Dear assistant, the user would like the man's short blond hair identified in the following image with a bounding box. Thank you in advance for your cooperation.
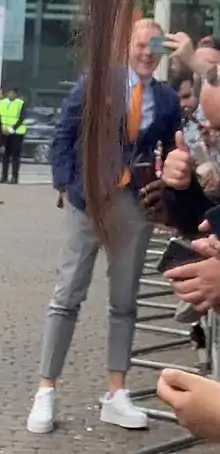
[132,18,164,37]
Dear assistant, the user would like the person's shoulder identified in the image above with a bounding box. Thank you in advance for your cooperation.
[153,79,180,115]
[64,75,87,109]
[155,79,179,99]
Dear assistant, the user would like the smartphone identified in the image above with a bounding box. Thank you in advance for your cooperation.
[205,205,220,238]
[132,162,157,188]
[157,237,203,274]
[149,36,173,55]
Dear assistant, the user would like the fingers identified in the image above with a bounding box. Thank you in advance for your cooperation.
[192,236,220,259]
[173,290,203,305]
[140,180,163,194]
[171,277,201,296]
[209,234,220,254]
[175,131,189,152]
[139,180,163,206]
[160,368,195,392]
[198,220,210,232]
[157,375,182,408]
[195,300,212,314]
[191,238,214,258]
[162,142,192,190]
[164,262,198,280]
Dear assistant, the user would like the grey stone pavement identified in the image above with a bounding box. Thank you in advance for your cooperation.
[0,184,219,454]
[19,163,52,185]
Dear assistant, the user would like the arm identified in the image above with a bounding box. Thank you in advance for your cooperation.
[188,53,213,77]
[14,102,26,130]
[162,89,215,235]
[52,77,86,191]
[164,176,215,235]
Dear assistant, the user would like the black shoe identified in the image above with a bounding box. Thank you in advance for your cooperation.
[10,177,18,184]
[0,178,7,183]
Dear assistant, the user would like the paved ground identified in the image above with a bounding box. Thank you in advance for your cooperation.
[0,185,219,454]
[17,163,51,185]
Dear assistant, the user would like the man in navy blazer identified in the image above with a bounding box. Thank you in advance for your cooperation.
[27,19,208,435]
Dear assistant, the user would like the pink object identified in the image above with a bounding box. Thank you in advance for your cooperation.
[155,141,163,178]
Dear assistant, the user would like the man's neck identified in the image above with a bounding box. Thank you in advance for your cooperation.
[129,67,152,85]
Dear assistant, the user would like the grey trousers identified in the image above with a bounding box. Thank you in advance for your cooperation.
[40,191,153,378]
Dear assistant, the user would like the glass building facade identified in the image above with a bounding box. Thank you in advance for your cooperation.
[2,0,83,107]
[2,0,220,108]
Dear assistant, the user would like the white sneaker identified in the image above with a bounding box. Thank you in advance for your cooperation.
[100,389,148,429]
[27,387,56,434]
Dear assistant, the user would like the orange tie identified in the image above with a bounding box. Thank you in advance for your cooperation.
[119,81,143,188]
[128,81,143,142]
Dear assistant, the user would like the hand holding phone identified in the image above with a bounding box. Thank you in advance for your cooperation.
[149,36,173,55]
[204,206,220,238]
[157,237,203,274]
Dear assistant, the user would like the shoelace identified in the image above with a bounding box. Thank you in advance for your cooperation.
[117,391,135,412]
[36,392,53,412]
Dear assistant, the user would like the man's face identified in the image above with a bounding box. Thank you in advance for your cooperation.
[200,83,220,129]
[8,90,16,101]
[179,80,198,113]
[196,47,220,67]
[129,26,162,78]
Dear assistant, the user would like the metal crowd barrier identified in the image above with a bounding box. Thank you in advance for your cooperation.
[130,229,211,454]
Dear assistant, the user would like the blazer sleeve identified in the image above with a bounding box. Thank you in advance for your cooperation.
[164,175,215,235]
[52,77,85,190]
[162,87,182,155]
[159,86,214,235]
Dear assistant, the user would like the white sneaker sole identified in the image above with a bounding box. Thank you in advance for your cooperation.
[100,408,148,429]
[27,417,54,434]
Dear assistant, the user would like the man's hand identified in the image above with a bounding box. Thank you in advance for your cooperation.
[164,257,220,313]
[157,368,220,441]
[163,32,195,67]
[57,191,68,209]
[140,179,163,210]
[163,131,192,190]
[139,179,168,223]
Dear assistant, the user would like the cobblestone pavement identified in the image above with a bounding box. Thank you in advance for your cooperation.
[0,185,219,454]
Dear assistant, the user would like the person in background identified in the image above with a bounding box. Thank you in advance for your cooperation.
[0,88,26,184]
[169,69,199,150]
[0,87,5,203]
[194,36,220,124]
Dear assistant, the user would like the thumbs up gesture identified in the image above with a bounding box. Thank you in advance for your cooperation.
[163,131,192,190]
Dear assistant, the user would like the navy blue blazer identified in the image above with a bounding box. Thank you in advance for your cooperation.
[51,75,214,235]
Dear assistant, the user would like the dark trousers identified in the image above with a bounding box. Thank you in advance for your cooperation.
[1,134,24,182]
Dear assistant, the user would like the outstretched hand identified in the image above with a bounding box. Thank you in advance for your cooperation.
[157,368,220,441]
[163,131,192,190]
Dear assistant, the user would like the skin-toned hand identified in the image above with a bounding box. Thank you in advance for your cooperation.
[157,368,220,441]
[163,32,212,76]
[162,131,192,190]
[164,255,220,314]
[192,219,220,259]
[163,32,195,65]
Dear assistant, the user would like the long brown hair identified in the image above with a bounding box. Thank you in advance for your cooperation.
[83,0,135,246]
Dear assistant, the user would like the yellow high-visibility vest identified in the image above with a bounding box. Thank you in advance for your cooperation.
[0,98,26,135]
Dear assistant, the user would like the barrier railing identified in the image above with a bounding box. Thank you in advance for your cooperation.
[130,229,211,454]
